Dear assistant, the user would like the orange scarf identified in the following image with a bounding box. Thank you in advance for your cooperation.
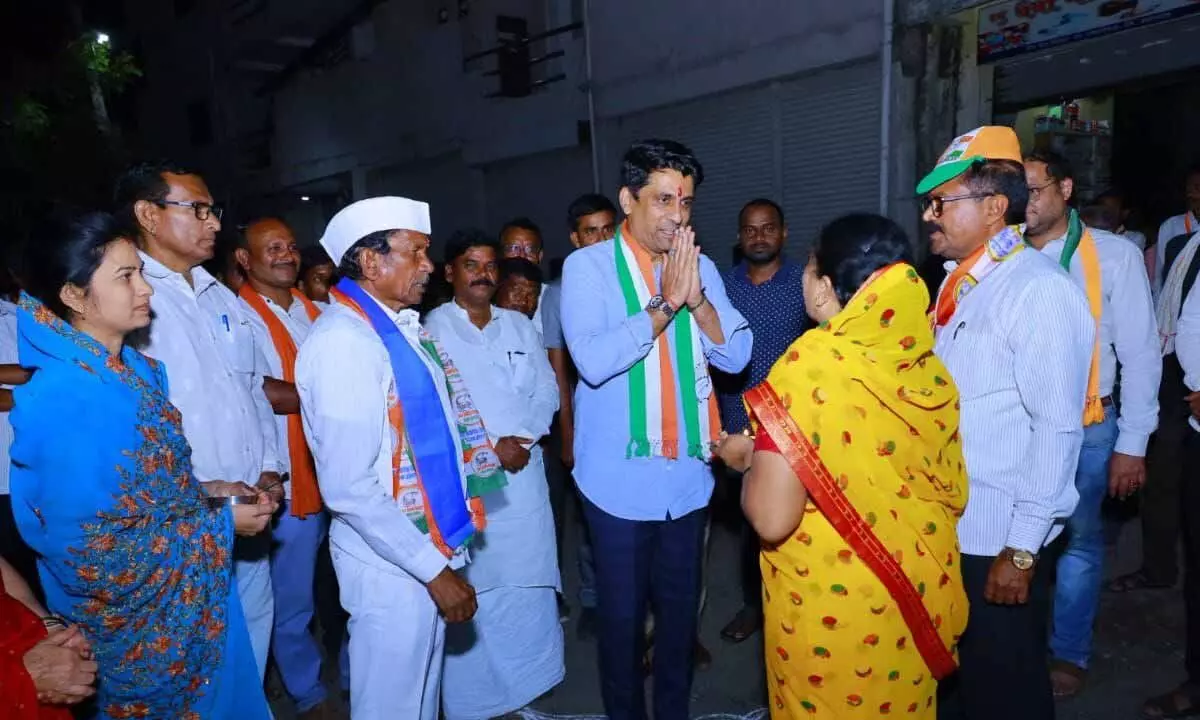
[932,245,985,328]
[238,285,323,518]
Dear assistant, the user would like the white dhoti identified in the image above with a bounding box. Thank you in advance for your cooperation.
[234,536,274,680]
[334,546,445,720]
[442,451,564,720]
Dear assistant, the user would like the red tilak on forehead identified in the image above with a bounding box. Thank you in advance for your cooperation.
[676,185,683,199]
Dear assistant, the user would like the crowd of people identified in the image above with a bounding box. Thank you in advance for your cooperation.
[0,129,1198,720]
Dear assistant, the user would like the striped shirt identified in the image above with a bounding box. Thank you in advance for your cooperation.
[934,247,1093,557]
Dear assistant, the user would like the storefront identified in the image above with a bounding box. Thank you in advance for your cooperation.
[962,0,1200,231]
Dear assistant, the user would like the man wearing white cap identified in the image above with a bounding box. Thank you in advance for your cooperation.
[295,197,507,719]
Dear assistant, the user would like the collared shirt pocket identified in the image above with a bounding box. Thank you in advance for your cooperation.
[941,316,1010,402]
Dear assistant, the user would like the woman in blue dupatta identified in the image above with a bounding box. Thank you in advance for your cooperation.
[8,211,275,719]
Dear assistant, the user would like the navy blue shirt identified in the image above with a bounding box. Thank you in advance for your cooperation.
[715,259,808,432]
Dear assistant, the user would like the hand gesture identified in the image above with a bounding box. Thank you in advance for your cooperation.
[425,567,478,623]
[256,471,285,504]
[984,555,1033,605]
[1108,452,1145,500]
[232,491,277,536]
[714,431,754,473]
[24,627,97,705]
[660,229,699,310]
[676,226,706,309]
[495,436,533,473]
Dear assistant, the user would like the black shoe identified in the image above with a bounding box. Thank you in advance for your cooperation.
[576,607,598,641]
[557,594,571,623]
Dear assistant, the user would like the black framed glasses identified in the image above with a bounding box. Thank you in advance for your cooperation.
[1027,180,1058,200]
[158,199,223,222]
[920,193,994,219]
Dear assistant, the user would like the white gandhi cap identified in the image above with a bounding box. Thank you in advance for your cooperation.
[319,196,432,266]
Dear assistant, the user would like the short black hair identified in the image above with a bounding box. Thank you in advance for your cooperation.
[499,217,542,246]
[620,139,704,197]
[812,213,914,306]
[567,194,617,232]
[445,228,500,265]
[738,198,785,227]
[337,230,394,281]
[113,160,198,238]
[23,210,130,321]
[1080,203,1120,232]
[300,245,334,275]
[1094,187,1126,206]
[1025,149,1074,183]
[961,159,1029,226]
[499,257,543,286]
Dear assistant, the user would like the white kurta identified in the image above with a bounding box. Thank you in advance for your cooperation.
[137,253,278,679]
[295,294,471,720]
[425,300,563,719]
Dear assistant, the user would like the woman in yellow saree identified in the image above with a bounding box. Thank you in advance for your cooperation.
[719,214,968,718]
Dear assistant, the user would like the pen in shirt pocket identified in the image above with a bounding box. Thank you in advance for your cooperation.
[220,314,231,333]
[953,321,966,340]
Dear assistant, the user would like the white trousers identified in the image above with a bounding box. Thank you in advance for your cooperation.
[333,548,445,720]
[235,542,274,681]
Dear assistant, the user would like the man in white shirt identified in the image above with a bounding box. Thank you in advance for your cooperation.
[919,127,1093,720]
[1155,269,1200,717]
[499,217,549,338]
[1024,150,1161,697]
[235,218,340,719]
[425,229,563,719]
[1153,164,1200,297]
[115,162,282,679]
[296,198,499,720]
[0,292,36,596]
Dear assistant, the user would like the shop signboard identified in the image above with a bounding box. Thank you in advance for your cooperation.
[977,0,1200,63]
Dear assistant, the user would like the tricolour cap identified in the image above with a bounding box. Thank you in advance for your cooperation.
[319,196,431,266]
[916,126,1023,196]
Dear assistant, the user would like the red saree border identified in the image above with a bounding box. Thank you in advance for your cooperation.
[745,382,958,681]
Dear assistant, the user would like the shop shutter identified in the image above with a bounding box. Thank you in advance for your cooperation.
[778,60,883,258]
[598,85,778,270]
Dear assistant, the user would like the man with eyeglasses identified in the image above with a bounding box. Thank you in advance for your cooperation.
[115,161,282,682]
[498,218,548,336]
[918,127,1092,720]
[714,197,807,646]
[1022,150,1159,699]
[540,193,618,638]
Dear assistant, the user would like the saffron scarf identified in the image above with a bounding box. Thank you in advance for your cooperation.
[331,279,506,557]
[613,223,720,459]
[237,285,323,517]
[1047,210,1106,425]
[746,264,967,700]
[930,225,1025,333]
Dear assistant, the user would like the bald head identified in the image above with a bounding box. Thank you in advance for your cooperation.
[236,217,301,294]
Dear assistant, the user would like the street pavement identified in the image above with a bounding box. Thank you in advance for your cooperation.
[273,499,1181,719]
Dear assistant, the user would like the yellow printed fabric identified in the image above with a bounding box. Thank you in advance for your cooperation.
[747,263,969,718]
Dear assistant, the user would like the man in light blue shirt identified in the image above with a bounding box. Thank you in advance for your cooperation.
[561,139,751,720]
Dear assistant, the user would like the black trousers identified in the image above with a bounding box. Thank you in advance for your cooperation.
[938,554,1054,720]
[1144,354,1190,585]
[0,493,42,603]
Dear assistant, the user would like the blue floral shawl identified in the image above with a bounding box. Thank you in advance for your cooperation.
[8,293,268,719]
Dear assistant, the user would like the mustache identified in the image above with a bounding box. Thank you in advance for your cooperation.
[470,279,495,288]
[271,261,297,269]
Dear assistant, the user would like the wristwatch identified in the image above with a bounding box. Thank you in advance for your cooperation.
[647,294,677,320]
[1001,547,1037,571]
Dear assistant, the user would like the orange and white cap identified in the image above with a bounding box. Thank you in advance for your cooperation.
[916,126,1023,195]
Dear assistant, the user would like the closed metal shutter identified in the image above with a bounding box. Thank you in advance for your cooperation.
[779,61,882,257]
[598,59,882,268]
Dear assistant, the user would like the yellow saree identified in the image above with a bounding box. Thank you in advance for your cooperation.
[745,263,968,718]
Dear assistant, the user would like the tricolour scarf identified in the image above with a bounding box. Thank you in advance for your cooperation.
[1050,209,1106,426]
[613,224,720,460]
[331,279,506,557]
[930,224,1024,333]
[238,285,323,517]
